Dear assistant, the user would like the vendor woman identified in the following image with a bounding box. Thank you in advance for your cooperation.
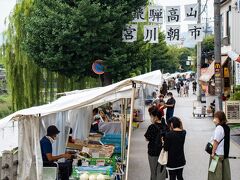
[40,125,72,180]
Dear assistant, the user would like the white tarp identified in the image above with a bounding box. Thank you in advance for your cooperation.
[0,70,162,129]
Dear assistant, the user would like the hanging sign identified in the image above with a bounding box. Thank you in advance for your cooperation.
[122,24,138,42]
[148,6,164,24]
[184,4,198,21]
[132,7,146,22]
[144,25,159,43]
[166,6,181,23]
[188,24,204,42]
[166,25,181,43]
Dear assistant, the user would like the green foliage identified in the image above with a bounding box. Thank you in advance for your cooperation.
[0,95,12,119]
[202,35,214,52]
[23,0,146,81]
[230,85,240,100]
[202,35,214,60]
[177,47,195,71]
[0,0,99,111]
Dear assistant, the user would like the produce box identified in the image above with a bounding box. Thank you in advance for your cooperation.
[78,165,113,176]
[88,157,117,171]
[100,134,127,154]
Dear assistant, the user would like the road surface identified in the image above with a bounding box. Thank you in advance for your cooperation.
[128,90,240,180]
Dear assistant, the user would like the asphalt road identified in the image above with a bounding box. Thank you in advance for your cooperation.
[128,90,240,180]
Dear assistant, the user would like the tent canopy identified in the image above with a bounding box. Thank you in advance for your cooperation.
[0,70,162,130]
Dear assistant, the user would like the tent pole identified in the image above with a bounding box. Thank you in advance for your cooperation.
[123,98,127,161]
[121,98,124,166]
[125,81,136,180]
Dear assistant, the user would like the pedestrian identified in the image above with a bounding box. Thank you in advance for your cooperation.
[164,117,186,180]
[184,82,189,97]
[176,81,181,97]
[161,81,168,97]
[165,92,176,122]
[192,81,197,94]
[208,111,231,180]
[157,94,165,117]
[145,106,168,180]
[180,81,184,97]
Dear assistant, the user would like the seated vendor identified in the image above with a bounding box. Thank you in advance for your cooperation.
[99,110,110,122]
[40,125,72,180]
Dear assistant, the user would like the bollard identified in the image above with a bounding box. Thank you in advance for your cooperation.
[1,151,13,180]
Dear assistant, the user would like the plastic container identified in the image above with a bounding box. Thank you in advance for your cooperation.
[78,166,113,176]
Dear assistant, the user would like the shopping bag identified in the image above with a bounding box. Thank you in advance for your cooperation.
[209,155,219,173]
[158,149,168,165]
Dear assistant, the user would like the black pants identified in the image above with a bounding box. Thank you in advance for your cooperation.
[168,168,184,180]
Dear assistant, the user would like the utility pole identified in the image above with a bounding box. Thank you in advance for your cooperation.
[214,0,223,111]
[197,0,202,101]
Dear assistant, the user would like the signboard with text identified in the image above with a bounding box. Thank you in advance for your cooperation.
[225,101,240,123]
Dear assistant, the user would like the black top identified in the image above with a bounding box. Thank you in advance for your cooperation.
[144,122,168,156]
[164,130,186,168]
[166,97,176,110]
[221,124,230,159]
[192,81,197,87]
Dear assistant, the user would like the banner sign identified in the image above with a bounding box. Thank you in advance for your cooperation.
[122,24,138,42]
[123,4,205,44]
[132,7,146,22]
[144,25,159,43]
[188,24,204,42]
[166,25,181,43]
[184,3,198,21]
[166,6,181,23]
[148,6,164,24]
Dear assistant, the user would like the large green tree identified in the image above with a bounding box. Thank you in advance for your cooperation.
[23,0,146,83]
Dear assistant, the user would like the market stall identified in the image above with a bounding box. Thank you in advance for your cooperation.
[0,70,162,180]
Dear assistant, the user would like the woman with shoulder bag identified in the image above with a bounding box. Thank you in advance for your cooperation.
[164,117,186,180]
[208,111,231,180]
[145,106,168,180]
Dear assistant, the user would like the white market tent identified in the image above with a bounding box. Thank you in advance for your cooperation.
[0,70,162,180]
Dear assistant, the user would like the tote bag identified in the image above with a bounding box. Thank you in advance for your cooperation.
[158,149,168,165]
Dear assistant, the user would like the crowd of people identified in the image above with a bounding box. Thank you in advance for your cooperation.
[145,89,231,180]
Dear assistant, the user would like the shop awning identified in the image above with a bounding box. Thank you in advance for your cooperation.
[199,56,228,82]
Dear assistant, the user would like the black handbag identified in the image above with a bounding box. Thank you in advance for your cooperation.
[205,137,224,155]
[205,142,213,154]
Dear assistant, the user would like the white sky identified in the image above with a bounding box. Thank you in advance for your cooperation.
[0,0,214,33]
[0,0,16,33]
